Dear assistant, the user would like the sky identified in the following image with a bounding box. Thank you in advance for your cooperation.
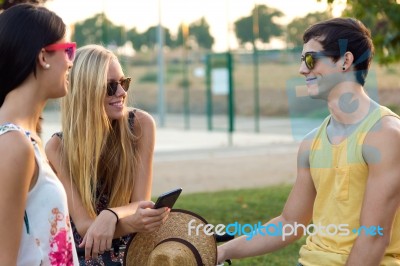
[45,0,344,51]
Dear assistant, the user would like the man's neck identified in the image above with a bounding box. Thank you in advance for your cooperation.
[325,82,378,144]
[327,82,373,125]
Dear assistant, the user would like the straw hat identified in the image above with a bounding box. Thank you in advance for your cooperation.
[124,209,217,266]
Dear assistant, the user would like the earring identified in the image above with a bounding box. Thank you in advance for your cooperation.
[342,66,346,71]
[44,64,50,69]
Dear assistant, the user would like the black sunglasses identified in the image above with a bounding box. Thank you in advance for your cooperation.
[107,77,131,96]
[301,51,339,70]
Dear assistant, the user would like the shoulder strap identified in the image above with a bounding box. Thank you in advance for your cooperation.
[310,115,331,150]
[128,109,136,131]
[0,123,36,144]
[352,105,399,137]
[0,123,23,136]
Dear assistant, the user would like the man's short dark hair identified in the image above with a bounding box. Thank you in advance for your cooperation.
[303,18,374,86]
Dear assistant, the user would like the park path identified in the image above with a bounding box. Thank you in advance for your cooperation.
[42,111,302,195]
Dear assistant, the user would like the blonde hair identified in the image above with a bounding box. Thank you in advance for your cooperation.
[61,45,139,217]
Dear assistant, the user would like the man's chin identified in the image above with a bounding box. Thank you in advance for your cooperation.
[307,87,319,99]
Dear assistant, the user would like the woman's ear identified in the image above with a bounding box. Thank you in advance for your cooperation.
[342,51,354,71]
[38,48,50,70]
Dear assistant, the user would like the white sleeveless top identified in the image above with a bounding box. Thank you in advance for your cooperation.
[0,123,78,266]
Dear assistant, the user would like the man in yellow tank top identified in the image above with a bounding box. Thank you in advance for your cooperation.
[217,18,400,266]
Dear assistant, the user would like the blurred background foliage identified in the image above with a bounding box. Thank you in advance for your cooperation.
[1,0,399,117]
[323,0,400,64]
[1,0,399,64]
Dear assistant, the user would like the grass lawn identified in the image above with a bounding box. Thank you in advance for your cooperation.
[167,185,306,266]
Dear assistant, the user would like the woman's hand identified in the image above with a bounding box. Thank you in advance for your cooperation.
[79,209,118,260]
[127,201,170,232]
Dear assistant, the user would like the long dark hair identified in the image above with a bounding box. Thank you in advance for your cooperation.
[0,3,66,106]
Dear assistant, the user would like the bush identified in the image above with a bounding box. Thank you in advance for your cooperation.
[138,71,158,83]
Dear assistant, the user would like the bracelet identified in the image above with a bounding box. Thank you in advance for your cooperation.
[104,208,119,224]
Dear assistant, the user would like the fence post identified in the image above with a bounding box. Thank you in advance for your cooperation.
[227,52,234,134]
[205,54,213,131]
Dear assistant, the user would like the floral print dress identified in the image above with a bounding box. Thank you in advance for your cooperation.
[0,123,78,265]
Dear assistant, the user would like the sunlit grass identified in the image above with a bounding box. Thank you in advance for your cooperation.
[155,185,306,266]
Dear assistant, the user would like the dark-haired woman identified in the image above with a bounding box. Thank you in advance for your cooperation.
[0,4,78,265]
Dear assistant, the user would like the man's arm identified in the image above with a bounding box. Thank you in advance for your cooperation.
[346,116,400,265]
[217,135,316,263]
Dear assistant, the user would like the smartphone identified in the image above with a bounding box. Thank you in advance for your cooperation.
[153,187,182,209]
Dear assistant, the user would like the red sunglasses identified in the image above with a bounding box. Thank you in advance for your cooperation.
[44,42,77,61]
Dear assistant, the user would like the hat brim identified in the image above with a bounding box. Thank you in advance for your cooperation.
[124,209,217,266]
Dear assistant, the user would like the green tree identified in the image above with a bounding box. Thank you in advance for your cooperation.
[176,18,214,50]
[234,4,283,45]
[0,0,47,10]
[189,17,214,49]
[126,28,145,51]
[287,11,332,48]
[72,13,126,47]
[322,0,400,64]
[175,23,188,49]
[142,26,173,49]
[72,13,126,46]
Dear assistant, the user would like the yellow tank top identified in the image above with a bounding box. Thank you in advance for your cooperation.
[299,106,400,266]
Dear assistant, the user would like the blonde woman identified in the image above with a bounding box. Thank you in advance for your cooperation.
[46,45,169,265]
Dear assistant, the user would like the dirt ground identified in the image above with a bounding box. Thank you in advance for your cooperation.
[151,142,298,195]
[41,111,299,196]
